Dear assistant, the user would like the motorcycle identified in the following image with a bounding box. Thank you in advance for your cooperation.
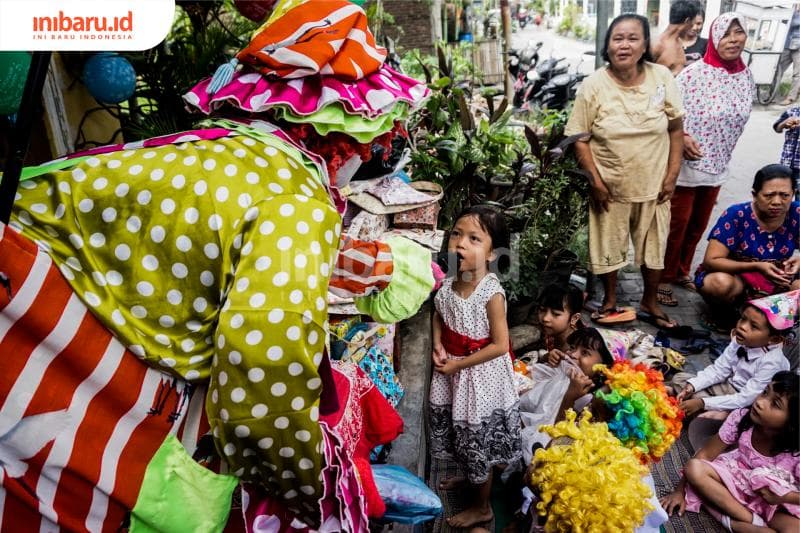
[517,55,569,109]
[517,7,530,28]
[531,52,593,110]
[509,41,543,108]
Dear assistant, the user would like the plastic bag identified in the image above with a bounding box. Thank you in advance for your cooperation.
[372,465,442,524]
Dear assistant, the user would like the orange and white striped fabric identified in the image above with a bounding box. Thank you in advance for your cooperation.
[329,235,393,299]
[237,0,386,80]
[0,225,208,532]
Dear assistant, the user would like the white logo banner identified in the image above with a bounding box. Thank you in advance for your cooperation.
[0,0,176,51]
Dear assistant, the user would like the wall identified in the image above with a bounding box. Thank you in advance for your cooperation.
[380,0,439,53]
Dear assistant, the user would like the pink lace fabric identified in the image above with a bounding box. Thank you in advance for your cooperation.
[182,66,429,119]
[241,420,369,533]
[684,408,800,522]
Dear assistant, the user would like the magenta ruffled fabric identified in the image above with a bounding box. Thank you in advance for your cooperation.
[183,66,429,119]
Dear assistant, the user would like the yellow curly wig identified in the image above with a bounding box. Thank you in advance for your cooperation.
[530,410,654,532]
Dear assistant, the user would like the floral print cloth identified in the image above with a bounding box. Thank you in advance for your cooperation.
[676,16,755,183]
[695,201,800,291]
[10,128,341,525]
[684,408,800,521]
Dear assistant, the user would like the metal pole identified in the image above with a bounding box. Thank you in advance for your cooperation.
[594,0,610,69]
[0,51,52,224]
[500,0,513,99]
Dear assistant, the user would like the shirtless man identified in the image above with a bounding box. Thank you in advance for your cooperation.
[652,0,702,75]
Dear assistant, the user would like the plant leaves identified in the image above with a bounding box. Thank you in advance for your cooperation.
[490,97,508,124]
[524,125,542,160]
[458,91,475,132]
[437,45,450,77]
[432,76,452,89]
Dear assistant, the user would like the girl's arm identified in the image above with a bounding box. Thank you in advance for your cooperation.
[435,293,509,375]
[659,433,729,515]
[432,310,446,365]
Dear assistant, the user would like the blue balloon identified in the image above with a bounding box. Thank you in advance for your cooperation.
[82,52,136,104]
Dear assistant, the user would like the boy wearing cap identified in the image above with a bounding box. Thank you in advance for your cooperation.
[669,291,798,417]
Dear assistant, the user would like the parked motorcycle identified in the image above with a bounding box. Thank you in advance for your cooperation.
[517,7,530,28]
[509,41,543,108]
[517,55,569,109]
[530,52,593,110]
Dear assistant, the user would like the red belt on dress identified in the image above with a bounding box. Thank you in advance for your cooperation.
[440,324,514,360]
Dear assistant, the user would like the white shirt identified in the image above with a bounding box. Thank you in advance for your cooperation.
[688,336,789,411]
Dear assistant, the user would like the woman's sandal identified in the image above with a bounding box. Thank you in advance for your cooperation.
[591,306,636,325]
[674,276,697,292]
[657,286,678,307]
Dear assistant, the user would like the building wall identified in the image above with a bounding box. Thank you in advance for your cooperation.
[380,0,439,53]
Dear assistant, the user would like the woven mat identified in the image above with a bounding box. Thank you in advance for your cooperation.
[650,432,721,532]
[427,457,496,533]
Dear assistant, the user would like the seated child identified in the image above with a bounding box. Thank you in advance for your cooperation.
[537,282,584,356]
[519,327,618,463]
[660,371,800,532]
[670,291,796,418]
[526,360,683,532]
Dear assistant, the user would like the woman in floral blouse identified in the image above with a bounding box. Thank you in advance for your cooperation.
[695,165,800,320]
[659,12,755,307]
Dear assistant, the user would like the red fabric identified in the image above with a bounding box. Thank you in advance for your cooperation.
[440,323,514,359]
[320,363,402,519]
[0,225,206,532]
[663,185,721,282]
[703,14,746,74]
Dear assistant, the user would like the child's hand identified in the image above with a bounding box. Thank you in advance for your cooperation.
[434,358,462,376]
[680,398,704,417]
[565,367,593,399]
[676,383,695,402]
[756,487,784,505]
[432,343,447,366]
[782,117,800,130]
[659,489,686,516]
[547,349,567,367]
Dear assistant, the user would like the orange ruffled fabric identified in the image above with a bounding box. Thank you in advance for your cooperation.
[237,0,387,80]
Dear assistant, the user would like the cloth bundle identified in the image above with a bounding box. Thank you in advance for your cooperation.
[183,0,430,186]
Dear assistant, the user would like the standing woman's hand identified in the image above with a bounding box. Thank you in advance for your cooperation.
[589,182,612,213]
[682,134,703,160]
[658,178,676,203]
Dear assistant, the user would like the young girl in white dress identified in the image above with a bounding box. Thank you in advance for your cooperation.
[429,206,521,529]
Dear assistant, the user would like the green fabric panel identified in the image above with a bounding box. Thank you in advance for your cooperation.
[355,236,434,322]
[130,435,237,533]
[274,102,409,143]
[0,156,91,183]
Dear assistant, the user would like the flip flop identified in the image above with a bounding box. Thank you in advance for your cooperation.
[656,291,678,307]
[675,277,697,292]
[636,310,694,338]
[592,306,636,324]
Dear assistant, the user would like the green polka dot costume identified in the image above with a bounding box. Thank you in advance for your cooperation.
[10,129,340,516]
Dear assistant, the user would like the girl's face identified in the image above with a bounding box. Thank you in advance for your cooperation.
[752,178,793,221]
[717,21,746,61]
[538,304,575,338]
[448,215,494,274]
[751,382,790,431]
[734,306,777,348]
[607,19,646,70]
[569,345,604,378]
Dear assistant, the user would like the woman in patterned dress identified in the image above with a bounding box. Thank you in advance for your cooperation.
[660,12,754,306]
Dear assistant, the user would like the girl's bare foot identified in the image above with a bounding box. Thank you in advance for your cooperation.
[446,506,493,528]
[438,476,467,490]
